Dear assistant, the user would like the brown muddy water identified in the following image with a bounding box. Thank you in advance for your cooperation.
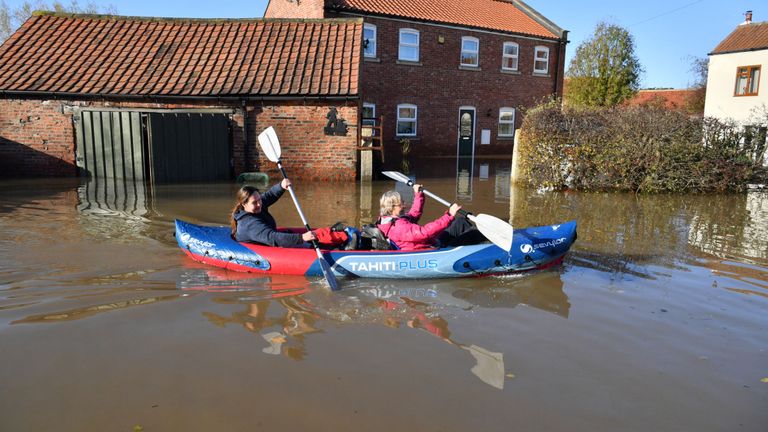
[1,160,767,432]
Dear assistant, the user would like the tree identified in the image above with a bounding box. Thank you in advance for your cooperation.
[684,56,708,114]
[565,22,643,108]
[0,1,116,43]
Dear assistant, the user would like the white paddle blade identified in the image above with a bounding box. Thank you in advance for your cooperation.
[257,126,281,162]
[381,170,412,184]
[469,214,514,252]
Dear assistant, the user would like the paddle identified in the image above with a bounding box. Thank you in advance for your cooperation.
[381,170,515,251]
[257,127,340,291]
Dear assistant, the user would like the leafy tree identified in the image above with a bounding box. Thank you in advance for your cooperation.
[0,0,116,43]
[565,22,643,107]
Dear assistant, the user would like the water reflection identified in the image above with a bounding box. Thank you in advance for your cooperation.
[175,266,569,389]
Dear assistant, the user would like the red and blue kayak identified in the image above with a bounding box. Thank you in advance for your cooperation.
[175,219,577,279]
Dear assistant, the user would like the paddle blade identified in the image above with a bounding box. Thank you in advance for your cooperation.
[381,171,413,184]
[257,126,281,162]
[316,252,340,291]
[468,213,514,252]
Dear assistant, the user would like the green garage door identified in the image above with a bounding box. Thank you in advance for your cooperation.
[74,110,231,183]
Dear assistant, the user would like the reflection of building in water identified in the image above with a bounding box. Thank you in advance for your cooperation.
[479,163,489,180]
[77,177,152,218]
[76,177,154,239]
[688,192,768,261]
[494,164,511,203]
[456,157,473,200]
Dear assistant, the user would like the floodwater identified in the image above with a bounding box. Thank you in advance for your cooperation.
[1,159,767,431]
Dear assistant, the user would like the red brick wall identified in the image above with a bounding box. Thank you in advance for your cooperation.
[338,15,565,159]
[264,0,325,18]
[249,101,359,181]
[0,99,76,177]
[0,98,358,181]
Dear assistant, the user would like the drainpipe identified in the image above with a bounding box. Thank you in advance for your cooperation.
[242,99,250,173]
[553,30,569,99]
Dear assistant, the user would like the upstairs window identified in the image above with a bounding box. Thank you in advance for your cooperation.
[534,46,549,74]
[363,24,377,58]
[399,29,420,62]
[460,36,479,67]
[498,108,516,137]
[362,103,376,126]
[502,42,519,71]
[735,65,760,96]
[396,104,417,136]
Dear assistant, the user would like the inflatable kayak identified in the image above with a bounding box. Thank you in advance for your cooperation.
[175,219,577,279]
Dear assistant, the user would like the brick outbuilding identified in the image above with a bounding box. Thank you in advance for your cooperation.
[0,12,362,181]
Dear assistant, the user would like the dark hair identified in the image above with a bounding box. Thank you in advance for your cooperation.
[231,185,260,237]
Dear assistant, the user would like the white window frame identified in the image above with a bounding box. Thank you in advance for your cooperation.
[396,104,418,137]
[534,46,549,74]
[502,42,519,71]
[498,107,516,137]
[460,36,479,67]
[363,23,377,58]
[362,103,376,126]
[399,28,420,62]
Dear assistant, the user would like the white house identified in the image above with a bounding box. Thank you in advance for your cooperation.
[704,11,767,124]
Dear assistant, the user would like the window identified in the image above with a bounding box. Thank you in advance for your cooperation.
[363,24,377,58]
[460,36,479,67]
[498,108,515,137]
[362,103,376,126]
[735,65,760,96]
[399,29,419,62]
[502,42,519,71]
[396,104,417,136]
[534,46,549,74]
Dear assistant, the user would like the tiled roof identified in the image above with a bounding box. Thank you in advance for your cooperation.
[711,21,768,54]
[0,12,361,98]
[626,89,696,110]
[328,0,561,39]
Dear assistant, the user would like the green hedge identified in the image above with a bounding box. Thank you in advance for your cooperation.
[517,102,767,193]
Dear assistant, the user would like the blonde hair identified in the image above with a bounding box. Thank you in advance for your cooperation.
[379,190,403,216]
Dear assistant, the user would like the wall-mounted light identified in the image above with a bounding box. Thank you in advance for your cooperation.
[438,35,445,44]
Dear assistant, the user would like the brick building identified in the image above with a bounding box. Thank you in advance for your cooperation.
[0,12,361,181]
[266,0,567,160]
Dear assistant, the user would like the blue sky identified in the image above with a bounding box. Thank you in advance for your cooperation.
[7,0,758,88]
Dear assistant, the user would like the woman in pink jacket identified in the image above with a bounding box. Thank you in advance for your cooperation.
[376,183,485,251]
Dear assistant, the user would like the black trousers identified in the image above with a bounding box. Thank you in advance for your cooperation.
[438,215,486,247]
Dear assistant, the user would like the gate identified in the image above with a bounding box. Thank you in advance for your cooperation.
[74,110,232,183]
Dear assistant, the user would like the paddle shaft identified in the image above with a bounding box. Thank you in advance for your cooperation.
[276,163,319,246]
[276,161,339,291]
[402,179,470,217]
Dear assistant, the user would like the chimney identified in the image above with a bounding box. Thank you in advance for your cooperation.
[745,10,753,24]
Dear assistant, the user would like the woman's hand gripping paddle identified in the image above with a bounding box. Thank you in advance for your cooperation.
[381,170,514,252]
[257,127,340,291]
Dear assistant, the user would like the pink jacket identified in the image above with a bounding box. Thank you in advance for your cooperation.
[377,191,454,250]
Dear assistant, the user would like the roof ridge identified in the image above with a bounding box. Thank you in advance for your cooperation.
[31,11,362,24]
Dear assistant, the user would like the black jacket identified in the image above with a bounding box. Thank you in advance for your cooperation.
[233,183,305,247]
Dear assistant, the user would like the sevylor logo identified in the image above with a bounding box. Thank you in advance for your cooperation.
[180,233,215,249]
[520,237,567,253]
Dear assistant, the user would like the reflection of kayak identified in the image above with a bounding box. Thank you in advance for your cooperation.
[174,219,577,279]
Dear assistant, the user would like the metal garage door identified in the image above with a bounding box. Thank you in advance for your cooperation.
[74,110,231,183]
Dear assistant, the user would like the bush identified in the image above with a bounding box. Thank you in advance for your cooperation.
[517,102,767,193]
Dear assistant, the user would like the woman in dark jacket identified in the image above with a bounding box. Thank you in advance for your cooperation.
[231,179,316,247]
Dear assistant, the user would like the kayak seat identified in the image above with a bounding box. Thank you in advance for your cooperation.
[359,224,396,251]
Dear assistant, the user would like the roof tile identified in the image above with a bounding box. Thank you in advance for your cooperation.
[711,21,768,54]
[0,13,361,98]
[329,0,560,38]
